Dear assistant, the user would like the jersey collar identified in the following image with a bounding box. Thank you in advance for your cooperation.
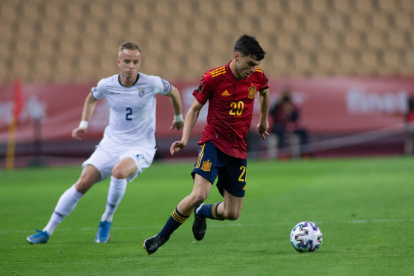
[118,73,140,88]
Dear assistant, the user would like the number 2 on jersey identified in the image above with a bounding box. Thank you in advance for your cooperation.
[126,107,132,121]
[238,166,246,182]
[229,101,244,116]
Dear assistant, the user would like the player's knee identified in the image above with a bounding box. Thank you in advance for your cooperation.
[74,177,93,194]
[112,167,128,179]
[190,194,207,208]
[223,210,240,221]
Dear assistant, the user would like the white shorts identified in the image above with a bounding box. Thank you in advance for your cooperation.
[82,141,156,183]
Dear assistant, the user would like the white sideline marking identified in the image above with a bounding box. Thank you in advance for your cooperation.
[2,218,414,235]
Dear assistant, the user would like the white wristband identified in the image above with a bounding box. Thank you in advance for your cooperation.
[79,120,89,129]
[174,114,183,122]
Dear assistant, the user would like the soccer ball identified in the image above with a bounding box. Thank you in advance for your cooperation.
[290,221,323,252]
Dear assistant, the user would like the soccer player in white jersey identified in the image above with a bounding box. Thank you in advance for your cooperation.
[27,42,184,244]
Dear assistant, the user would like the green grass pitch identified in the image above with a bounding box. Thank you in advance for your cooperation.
[1,156,413,275]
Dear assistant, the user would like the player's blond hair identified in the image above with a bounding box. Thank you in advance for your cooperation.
[118,42,141,55]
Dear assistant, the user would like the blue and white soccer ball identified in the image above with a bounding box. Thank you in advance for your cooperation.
[290,221,323,252]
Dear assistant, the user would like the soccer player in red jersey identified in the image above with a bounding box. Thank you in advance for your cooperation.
[143,35,270,254]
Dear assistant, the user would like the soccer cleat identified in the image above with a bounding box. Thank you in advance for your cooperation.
[192,208,207,241]
[95,221,112,243]
[27,229,49,244]
[142,234,167,255]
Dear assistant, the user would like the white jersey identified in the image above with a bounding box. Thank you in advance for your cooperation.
[91,73,171,149]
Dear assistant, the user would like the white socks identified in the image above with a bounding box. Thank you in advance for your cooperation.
[43,185,83,235]
[101,176,127,223]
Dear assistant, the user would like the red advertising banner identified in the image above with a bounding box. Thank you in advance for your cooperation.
[0,77,413,144]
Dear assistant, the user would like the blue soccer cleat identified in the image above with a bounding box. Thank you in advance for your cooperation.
[95,221,111,243]
[27,229,49,244]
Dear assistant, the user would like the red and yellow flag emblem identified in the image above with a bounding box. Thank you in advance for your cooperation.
[248,86,256,99]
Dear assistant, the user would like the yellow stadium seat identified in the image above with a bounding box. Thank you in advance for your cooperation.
[321,32,340,50]
[258,16,281,35]
[66,1,85,21]
[0,1,17,22]
[189,35,207,55]
[355,0,375,13]
[21,1,41,21]
[377,0,398,13]
[382,50,401,68]
[87,0,108,20]
[193,17,211,37]
[35,37,56,59]
[297,33,319,51]
[348,14,370,32]
[241,0,260,16]
[213,17,234,36]
[400,0,414,12]
[276,33,296,51]
[171,17,191,38]
[293,51,312,71]
[310,0,330,14]
[338,51,358,69]
[388,31,407,49]
[361,51,379,68]
[219,1,237,16]
[43,0,65,21]
[394,13,412,30]
[236,18,254,35]
[332,0,353,13]
[286,0,307,14]
[154,1,171,19]
[264,0,283,15]
[366,31,385,50]
[61,19,81,39]
[176,0,193,17]
[83,20,103,40]
[344,32,364,50]
[316,52,335,69]
[371,13,392,32]
[11,57,31,80]
[198,1,216,17]
[303,15,323,32]
[0,18,14,40]
[281,16,301,32]
[168,35,187,56]
[15,19,37,41]
[325,14,347,32]
[58,37,79,57]
[39,19,60,39]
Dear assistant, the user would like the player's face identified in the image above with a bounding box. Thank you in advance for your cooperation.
[117,49,141,77]
[234,53,260,79]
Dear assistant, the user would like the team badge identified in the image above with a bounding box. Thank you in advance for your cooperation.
[161,79,171,93]
[248,86,256,99]
[201,159,212,172]
[138,88,145,98]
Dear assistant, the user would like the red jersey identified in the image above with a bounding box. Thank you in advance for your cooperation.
[192,62,269,159]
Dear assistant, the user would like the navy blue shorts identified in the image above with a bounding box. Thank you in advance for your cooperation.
[191,140,247,198]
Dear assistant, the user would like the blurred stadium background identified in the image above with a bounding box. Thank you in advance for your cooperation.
[1,0,414,168]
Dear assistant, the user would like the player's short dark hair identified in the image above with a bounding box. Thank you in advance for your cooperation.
[234,35,266,61]
[119,42,141,53]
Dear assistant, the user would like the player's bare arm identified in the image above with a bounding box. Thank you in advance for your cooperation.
[257,88,270,140]
[170,99,203,155]
[72,92,98,141]
[166,85,184,131]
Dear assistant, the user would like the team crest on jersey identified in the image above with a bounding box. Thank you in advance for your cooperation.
[201,159,212,172]
[248,86,256,99]
[161,79,171,93]
[138,88,145,98]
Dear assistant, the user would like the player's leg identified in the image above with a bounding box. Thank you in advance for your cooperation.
[193,157,246,240]
[96,157,137,243]
[27,165,101,244]
[143,174,213,255]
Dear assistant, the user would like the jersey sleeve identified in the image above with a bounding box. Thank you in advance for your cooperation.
[259,72,269,92]
[192,74,214,105]
[91,79,106,100]
[152,76,172,96]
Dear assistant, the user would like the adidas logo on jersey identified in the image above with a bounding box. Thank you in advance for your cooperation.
[221,90,230,96]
